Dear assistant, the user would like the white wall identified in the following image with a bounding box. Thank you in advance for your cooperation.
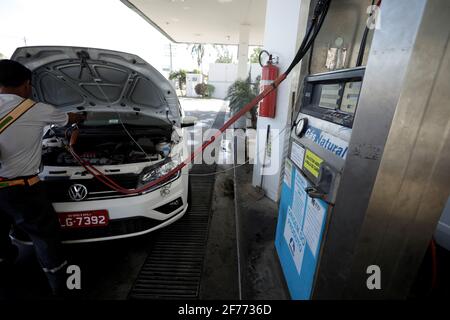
[208,63,262,99]
[186,73,203,97]
[208,63,238,99]
[252,0,308,202]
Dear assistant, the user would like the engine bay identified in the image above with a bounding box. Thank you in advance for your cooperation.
[42,125,174,166]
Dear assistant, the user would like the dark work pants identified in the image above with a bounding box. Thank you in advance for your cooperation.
[0,182,67,294]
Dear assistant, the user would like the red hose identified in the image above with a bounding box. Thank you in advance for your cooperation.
[67,73,288,195]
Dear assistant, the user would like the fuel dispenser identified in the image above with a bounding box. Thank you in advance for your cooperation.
[275,67,365,299]
[275,0,450,300]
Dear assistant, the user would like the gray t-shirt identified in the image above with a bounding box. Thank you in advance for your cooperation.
[0,94,68,179]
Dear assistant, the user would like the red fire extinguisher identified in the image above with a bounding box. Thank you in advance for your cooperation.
[259,50,279,118]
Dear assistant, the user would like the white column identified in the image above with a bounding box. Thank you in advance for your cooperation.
[237,24,250,79]
[252,0,309,201]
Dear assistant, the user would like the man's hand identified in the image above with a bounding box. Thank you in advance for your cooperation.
[68,112,87,125]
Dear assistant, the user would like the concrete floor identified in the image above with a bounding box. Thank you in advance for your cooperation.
[199,164,239,299]
[234,164,290,300]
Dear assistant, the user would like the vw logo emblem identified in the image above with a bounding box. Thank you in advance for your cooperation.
[68,184,88,201]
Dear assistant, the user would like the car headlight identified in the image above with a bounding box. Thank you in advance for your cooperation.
[141,155,182,183]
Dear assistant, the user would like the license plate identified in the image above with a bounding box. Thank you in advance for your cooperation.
[58,210,109,229]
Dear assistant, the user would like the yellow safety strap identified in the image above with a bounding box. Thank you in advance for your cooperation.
[0,176,40,189]
[0,98,37,135]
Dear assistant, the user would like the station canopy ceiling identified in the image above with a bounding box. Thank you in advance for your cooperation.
[121,0,267,45]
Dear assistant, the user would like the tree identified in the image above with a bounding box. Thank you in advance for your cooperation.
[214,45,233,63]
[226,71,260,128]
[169,69,187,92]
[216,55,232,64]
[249,47,263,64]
[195,83,215,98]
[190,44,205,70]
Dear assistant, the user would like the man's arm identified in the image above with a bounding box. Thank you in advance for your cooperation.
[38,103,86,127]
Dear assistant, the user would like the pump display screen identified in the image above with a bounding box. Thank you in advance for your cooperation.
[318,84,341,109]
[315,81,362,114]
[340,81,362,114]
[300,68,365,128]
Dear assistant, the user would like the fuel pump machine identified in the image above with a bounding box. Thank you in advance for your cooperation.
[275,67,365,300]
[274,0,449,300]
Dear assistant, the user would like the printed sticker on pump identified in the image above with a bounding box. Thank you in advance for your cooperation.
[290,142,306,170]
[304,126,349,159]
[303,149,323,178]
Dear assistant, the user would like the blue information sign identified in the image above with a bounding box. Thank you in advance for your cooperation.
[275,159,330,300]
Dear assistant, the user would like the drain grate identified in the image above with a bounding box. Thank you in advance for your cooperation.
[128,111,225,300]
[128,164,216,300]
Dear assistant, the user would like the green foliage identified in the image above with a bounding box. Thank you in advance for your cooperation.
[169,69,187,91]
[226,72,260,128]
[195,83,207,96]
[169,69,204,95]
[249,47,263,64]
[207,84,215,96]
[168,69,186,81]
[215,46,232,63]
[226,73,259,112]
[195,83,215,98]
[215,55,233,63]
[214,44,233,63]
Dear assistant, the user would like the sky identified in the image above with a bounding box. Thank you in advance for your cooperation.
[0,0,242,76]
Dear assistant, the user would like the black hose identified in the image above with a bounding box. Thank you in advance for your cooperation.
[290,0,330,74]
[285,0,329,74]
[356,0,376,67]
[356,27,370,67]
[304,2,330,65]
[258,0,329,72]
[308,41,315,74]
[285,19,316,75]
[297,16,316,55]
[285,0,331,76]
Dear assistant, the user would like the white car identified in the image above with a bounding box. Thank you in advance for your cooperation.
[11,46,194,243]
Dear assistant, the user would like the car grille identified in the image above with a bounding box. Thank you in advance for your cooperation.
[43,172,180,202]
[43,174,140,202]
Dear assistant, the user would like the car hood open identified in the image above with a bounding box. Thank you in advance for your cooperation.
[12,46,180,123]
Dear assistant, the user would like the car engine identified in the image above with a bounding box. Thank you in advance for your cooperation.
[42,126,173,166]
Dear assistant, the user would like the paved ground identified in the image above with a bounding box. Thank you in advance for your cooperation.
[2,98,231,300]
[199,163,239,299]
[182,98,233,165]
[234,164,290,300]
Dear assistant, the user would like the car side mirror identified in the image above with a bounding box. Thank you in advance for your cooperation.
[181,116,197,128]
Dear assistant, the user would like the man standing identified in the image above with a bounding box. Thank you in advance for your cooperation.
[0,59,85,297]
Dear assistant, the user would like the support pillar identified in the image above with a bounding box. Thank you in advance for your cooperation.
[252,0,309,201]
[237,24,250,80]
